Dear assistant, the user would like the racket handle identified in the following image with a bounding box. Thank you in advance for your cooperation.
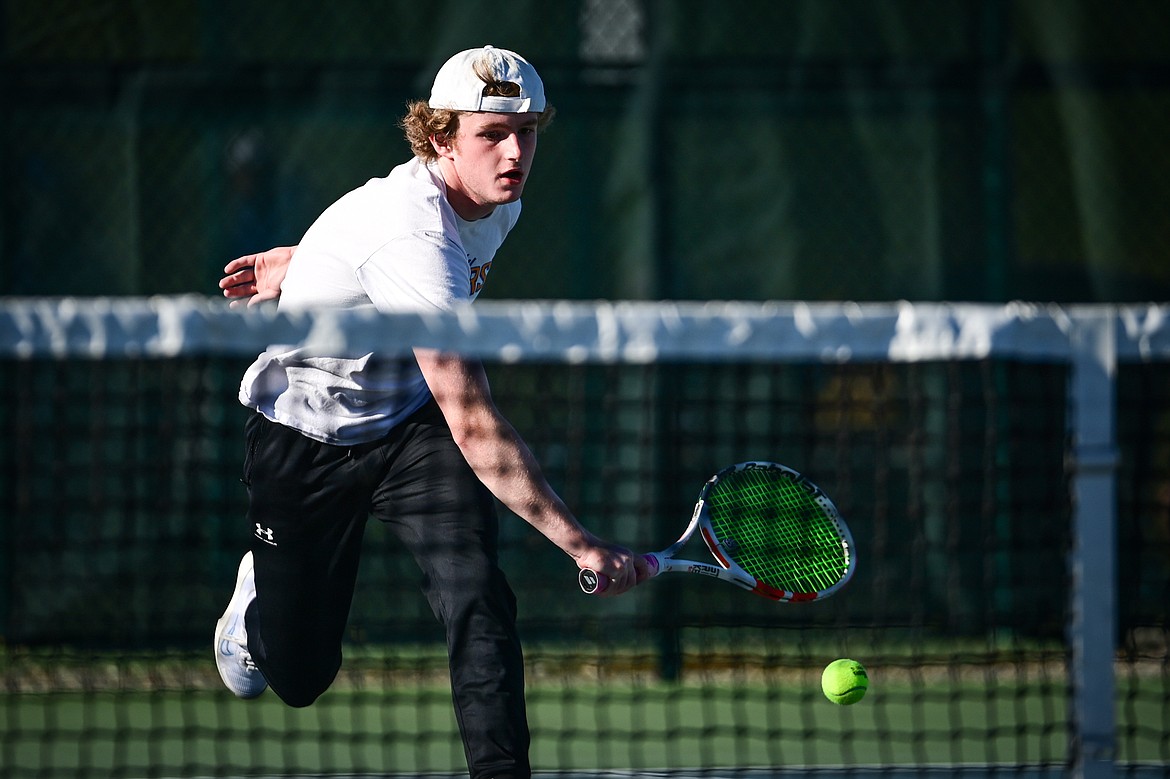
[579,553,661,595]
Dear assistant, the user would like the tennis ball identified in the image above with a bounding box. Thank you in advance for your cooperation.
[821,658,868,705]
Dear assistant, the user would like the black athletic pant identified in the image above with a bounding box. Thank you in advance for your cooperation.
[240,403,530,779]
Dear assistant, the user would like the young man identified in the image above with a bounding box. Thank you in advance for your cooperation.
[214,46,648,779]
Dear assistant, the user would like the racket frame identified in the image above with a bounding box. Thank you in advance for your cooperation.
[579,461,855,602]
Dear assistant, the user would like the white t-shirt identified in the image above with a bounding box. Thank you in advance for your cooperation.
[239,157,521,445]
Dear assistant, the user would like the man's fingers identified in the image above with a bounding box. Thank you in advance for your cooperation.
[219,269,257,290]
[223,255,260,275]
[246,289,280,308]
[597,560,638,596]
[222,285,257,301]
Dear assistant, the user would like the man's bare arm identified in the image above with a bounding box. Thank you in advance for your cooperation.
[415,347,648,595]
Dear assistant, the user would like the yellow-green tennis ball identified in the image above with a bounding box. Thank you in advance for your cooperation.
[822,659,868,705]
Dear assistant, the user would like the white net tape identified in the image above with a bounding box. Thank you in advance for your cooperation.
[2,296,1167,363]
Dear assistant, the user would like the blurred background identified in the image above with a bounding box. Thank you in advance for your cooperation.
[2,0,1168,304]
[3,3,1170,775]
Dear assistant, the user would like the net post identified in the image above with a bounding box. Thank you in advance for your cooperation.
[1067,305,1118,779]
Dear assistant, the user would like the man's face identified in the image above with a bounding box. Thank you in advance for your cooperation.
[436,111,540,220]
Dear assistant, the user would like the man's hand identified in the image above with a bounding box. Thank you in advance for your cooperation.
[575,541,653,597]
[219,246,296,308]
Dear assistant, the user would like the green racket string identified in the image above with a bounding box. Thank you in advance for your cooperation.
[705,468,847,594]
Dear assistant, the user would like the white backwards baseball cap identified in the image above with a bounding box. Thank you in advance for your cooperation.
[428,45,546,113]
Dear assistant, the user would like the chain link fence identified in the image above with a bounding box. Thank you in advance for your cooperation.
[3,0,1169,302]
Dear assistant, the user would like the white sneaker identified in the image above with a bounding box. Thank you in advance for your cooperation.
[214,551,268,698]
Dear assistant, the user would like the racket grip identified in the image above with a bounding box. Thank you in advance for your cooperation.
[579,553,661,595]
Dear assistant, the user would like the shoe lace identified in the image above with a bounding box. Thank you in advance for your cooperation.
[223,632,260,673]
[241,652,260,673]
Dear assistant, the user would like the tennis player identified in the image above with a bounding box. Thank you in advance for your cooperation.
[214,46,649,779]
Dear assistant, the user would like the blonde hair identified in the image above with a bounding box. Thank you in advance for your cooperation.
[399,97,556,162]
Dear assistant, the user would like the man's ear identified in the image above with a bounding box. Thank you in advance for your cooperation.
[430,132,455,160]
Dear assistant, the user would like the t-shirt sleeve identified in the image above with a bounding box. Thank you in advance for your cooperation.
[354,230,470,312]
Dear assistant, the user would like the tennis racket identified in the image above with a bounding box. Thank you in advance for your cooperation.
[579,461,855,602]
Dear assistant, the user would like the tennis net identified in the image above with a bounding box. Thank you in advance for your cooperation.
[1,297,1168,778]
